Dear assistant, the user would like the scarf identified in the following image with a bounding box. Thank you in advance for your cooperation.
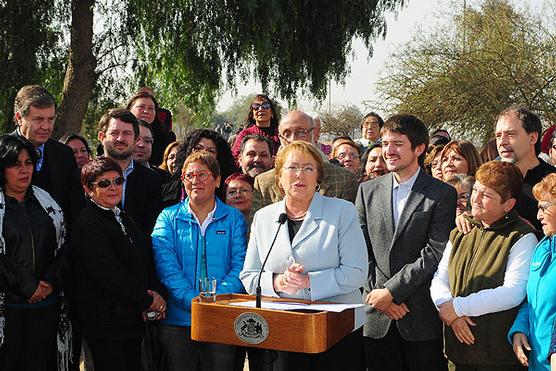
[0,185,72,371]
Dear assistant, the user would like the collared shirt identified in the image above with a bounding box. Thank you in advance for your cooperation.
[188,201,217,280]
[188,201,217,237]
[16,128,45,172]
[121,160,135,208]
[392,168,420,227]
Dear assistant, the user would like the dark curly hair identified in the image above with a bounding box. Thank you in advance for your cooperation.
[172,129,238,201]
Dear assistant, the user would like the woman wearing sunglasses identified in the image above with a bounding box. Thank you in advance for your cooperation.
[152,151,247,371]
[231,94,281,159]
[69,156,167,371]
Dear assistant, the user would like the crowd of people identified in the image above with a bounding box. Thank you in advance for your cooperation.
[2,85,556,371]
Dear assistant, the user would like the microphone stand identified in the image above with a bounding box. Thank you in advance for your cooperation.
[253,212,287,371]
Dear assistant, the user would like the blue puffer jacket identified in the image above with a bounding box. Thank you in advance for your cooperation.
[508,236,556,370]
[151,197,247,326]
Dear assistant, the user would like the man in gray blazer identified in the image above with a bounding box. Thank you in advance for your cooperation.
[356,114,456,371]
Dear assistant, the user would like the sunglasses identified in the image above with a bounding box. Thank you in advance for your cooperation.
[92,176,125,188]
[251,102,272,111]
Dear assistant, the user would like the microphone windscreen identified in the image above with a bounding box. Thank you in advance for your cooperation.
[278,213,288,224]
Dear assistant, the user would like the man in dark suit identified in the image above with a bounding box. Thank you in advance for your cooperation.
[252,110,358,212]
[97,108,163,234]
[13,85,83,224]
[356,114,456,371]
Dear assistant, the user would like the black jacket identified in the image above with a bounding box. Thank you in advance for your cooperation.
[69,200,166,339]
[124,160,163,234]
[1,190,64,303]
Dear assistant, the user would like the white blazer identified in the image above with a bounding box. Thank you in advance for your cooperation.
[240,192,368,328]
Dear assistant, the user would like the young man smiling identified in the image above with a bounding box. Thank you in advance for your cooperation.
[356,114,456,371]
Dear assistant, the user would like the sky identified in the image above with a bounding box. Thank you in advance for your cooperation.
[216,0,550,115]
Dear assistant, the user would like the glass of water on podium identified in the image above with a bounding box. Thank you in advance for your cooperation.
[199,277,217,302]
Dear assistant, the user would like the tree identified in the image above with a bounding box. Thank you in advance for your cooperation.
[320,105,363,138]
[52,0,96,139]
[129,0,404,110]
[1,0,405,137]
[374,0,556,145]
[0,0,61,132]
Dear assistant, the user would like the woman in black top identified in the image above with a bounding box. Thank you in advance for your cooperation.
[70,156,167,371]
[0,134,67,371]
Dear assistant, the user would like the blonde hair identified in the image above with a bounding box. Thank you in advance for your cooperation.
[331,138,361,159]
[160,141,180,171]
[533,173,556,201]
[274,141,324,190]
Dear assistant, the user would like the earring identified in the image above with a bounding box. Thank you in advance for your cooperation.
[315,184,321,192]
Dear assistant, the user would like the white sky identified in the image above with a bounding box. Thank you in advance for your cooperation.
[216,0,550,114]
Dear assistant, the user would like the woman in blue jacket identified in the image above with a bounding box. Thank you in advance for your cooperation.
[509,173,556,370]
[152,150,247,371]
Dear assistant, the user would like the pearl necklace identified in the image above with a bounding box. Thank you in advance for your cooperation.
[287,210,307,221]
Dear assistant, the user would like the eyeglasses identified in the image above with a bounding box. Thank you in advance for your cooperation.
[283,166,316,174]
[136,137,154,145]
[538,200,556,213]
[183,171,212,182]
[226,189,253,197]
[279,128,314,142]
[336,152,359,160]
[92,176,125,188]
[251,102,272,111]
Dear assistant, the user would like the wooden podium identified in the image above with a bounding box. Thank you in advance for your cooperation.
[191,294,354,353]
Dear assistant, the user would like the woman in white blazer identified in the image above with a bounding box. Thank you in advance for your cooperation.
[240,141,368,371]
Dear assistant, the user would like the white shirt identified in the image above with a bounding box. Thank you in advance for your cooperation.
[392,168,420,227]
[430,232,537,317]
[188,202,217,236]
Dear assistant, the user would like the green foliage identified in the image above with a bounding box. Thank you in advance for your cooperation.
[0,0,63,132]
[375,0,556,146]
[127,0,404,113]
[0,0,404,135]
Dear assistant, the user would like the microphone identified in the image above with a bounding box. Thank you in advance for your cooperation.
[256,212,288,308]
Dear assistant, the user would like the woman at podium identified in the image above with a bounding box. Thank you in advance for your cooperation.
[240,141,368,370]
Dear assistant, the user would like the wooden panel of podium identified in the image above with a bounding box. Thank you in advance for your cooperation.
[191,294,354,354]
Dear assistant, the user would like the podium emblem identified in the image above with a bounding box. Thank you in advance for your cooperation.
[234,312,269,344]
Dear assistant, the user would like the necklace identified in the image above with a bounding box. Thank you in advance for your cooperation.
[287,210,307,221]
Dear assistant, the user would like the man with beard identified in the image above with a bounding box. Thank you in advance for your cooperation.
[356,114,456,371]
[97,108,162,233]
[495,105,555,231]
[237,134,274,178]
